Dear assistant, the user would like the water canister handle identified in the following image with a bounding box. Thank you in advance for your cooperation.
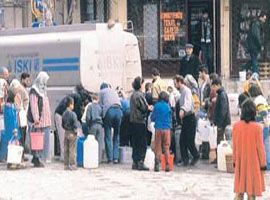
[87,135,95,140]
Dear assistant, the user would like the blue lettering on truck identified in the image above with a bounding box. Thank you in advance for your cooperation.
[42,57,79,72]
[13,57,40,74]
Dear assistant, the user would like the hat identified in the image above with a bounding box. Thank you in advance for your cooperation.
[100,82,109,90]
[185,43,194,48]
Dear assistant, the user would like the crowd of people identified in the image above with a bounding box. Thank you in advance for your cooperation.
[0,42,269,199]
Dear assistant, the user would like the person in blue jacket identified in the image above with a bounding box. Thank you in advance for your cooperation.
[151,91,172,172]
[0,90,21,161]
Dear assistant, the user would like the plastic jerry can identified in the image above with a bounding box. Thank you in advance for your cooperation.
[161,154,174,171]
[119,146,132,164]
[217,141,232,172]
[76,136,86,167]
[83,135,99,169]
[144,148,155,170]
[7,145,23,164]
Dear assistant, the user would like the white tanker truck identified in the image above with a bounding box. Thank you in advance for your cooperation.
[0,23,142,116]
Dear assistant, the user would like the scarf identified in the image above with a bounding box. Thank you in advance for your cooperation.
[32,71,49,97]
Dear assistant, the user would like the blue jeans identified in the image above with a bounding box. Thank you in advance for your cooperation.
[263,127,270,169]
[104,107,122,161]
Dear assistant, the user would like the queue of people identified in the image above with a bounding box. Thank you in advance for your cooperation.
[0,53,269,199]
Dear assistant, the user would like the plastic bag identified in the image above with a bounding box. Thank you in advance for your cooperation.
[19,109,27,127]
[197,118,211,142]
[208,125,217,149]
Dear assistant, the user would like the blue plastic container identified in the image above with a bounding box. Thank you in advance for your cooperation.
[77,136,86,167]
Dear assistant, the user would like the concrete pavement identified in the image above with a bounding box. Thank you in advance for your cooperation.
[0,160,269,200]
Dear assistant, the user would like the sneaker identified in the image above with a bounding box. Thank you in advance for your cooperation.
[190,156,199,166]
[132,162,138,170]
[113,159,119,164]
[64,166,70,170]
[178,160,188,167]
[107,160,113,164]
[165,163,170,172]
[154,162,159,172]
[138,161,149,171]
[210,159,217,165]
[37,161,45,168]
[69,165,78,171]
[23,157,29,162]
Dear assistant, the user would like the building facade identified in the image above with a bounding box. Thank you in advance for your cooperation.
[1,0,269,79]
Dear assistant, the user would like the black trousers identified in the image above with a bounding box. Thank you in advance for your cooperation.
[20,127,27,155]
[120,114,132,146]
[180,114,199,163]
[131,122,147,163]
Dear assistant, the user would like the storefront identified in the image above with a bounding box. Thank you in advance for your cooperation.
[231,0,270,78]
[128,0,220,76]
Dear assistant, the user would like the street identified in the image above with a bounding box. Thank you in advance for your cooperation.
[0,160,270,200]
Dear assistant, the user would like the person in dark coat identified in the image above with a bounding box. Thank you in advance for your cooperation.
[179,43,200,81]
[212,78,231,147]
[198,66,211,109]
[244,12,267,73]
[130,76,153,171]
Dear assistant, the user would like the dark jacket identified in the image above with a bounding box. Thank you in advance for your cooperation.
[55,93,82,122]
[86,102,103,126]
[62,109,79,134]
[27,88,43,123]
[200,78,211,103]
[214,87,231,128]
[179,54,200,80]
[246,19,262,54]
[130,90,148,124]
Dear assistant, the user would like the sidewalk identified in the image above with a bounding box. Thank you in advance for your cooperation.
[0,160,269,200]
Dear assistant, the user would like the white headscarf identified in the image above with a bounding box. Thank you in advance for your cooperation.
[184,74,199,95]
[0,78,8,98]
[32,72,49,97]
[10,79,21,89]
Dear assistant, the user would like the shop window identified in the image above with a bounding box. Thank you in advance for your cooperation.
[160,0,187,59]
[232,0,270,77]
[81,0,106,23]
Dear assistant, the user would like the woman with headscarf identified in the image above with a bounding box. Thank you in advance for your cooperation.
[0,90,21,162]
[27,72,51,167]
[9,79,29,161]
[184,75,200,114]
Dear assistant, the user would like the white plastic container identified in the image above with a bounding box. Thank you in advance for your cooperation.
[144,148,155,170]
[239,71,246,82]
[119,146,132,164]
[83,135,99,169]
[7,145,23,164]
[228,93,239,116]
[217,141,232,172]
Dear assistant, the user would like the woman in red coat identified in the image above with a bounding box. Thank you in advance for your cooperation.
[233,99,267,200]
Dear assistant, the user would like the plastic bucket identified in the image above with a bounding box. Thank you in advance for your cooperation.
[239,71,246,82]
[161,154,174,171]
[30,132,44,150]
[7,145,23,164]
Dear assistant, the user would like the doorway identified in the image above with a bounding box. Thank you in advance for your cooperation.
[187,0,220,74]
